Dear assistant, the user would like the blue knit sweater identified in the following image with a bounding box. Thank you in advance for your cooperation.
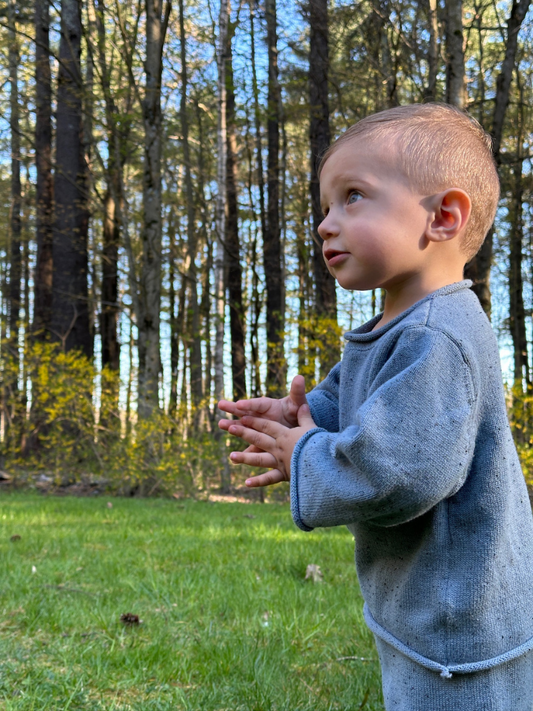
[290,281,533,676]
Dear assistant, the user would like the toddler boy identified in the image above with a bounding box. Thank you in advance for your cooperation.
[218,104,533,710]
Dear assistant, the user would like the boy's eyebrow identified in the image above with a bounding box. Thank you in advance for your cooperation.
[331,172,376,188]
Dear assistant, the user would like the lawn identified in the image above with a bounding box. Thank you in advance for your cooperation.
[0,493,383,710]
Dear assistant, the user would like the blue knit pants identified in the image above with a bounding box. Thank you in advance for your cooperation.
[375,637,533,711]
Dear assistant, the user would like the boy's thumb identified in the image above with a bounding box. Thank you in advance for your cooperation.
[297,403,315,427]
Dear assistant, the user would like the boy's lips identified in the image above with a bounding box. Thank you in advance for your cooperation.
[324,248,350,266]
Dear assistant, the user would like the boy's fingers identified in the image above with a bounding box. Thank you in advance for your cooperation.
[289,375,307,407]
[234,397,272,415]
[228,423,274,451]
[218,418,237,431]
[245,469,286,487]
[297,403,316,428]
[238,416,284,437]
[217,400,241,415]
[243,444,263,454]
[219,397,272,417]
[229,450,277,468]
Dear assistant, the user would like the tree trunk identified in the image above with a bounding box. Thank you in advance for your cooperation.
[445,0,466,108]
[196,101,212,424]
[464,0,531,316]
[6,0,22,450]
[52,0,92,356]
[264,0,285,396]
[8,0,21,355]
[509,158,528,384]
[179,0,203,419]
[215,0,231,492]
[33,0,53,340]
[425,0,439,99]
[308,0,338,379]
[137,0,170,417]
[94,0,124,376]
[225,22,246,401]
[214,0,229,413]
[101,189,120,371]
[249,0,264,399]
[168,206,178,418]
[84,0,97,356]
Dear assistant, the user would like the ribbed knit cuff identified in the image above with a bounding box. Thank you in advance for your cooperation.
[290,427,326,531]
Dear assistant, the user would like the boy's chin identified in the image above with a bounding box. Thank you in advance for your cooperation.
[335,277,383,292]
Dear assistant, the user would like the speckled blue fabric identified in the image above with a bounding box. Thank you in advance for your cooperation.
[290,281,533,697]
[375,636,533,710]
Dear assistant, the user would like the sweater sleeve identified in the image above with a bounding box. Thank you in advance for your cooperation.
[305,362,341,432]
[290,326,477,531]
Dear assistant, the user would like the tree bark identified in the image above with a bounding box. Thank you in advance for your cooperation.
[464,0,531,316]
[33,0,53,340]
[445,0,466,108]
[179,0,203,417]
[94,0,126,374]
[137,0,171,417]
[425,0,439,99]
[52,0,92,356]
[101,189,120,370]
[308,0,338,378]
[215,0,231,492]
[225,21,246,401]
[196,101,212,424]
[168,206,178,418]
[8,0,21,352]
[264,0,285,396]
[214,0,229,415]
[509,158,528,384]
[249,0,264,399]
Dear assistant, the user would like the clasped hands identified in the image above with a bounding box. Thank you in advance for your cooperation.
[217,375,317,488]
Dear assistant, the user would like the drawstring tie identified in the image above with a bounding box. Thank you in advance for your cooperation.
[363,603,533,679]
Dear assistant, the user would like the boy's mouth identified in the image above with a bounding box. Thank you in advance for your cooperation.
[324,248,350,266]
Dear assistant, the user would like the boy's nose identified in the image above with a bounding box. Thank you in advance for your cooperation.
[317,212,339,240]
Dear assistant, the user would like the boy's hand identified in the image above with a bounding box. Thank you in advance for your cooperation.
[218,375,307,430]
[226,404,317,487]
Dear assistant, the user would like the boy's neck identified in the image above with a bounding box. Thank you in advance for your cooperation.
[372,268,466,331]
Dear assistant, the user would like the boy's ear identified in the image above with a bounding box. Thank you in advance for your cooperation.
[426,188,472,243]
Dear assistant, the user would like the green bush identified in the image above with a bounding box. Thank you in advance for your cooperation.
[1,344,230,496]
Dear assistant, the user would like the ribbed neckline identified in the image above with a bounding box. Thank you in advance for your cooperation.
[344,280,473,343]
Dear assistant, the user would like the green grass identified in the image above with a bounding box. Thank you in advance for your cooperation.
[0,493,384,710]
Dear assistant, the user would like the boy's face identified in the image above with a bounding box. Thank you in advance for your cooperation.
[318,139,434,292]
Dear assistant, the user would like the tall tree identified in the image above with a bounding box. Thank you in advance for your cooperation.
[215,0,231,492]
[425,0,439,99]
[8,0,21,351]
[308,0,338,378]
[94,0,135,374]
[464,0,531,315]
[225,19,246,400]
[214,0,228,411]
[137,0,171,417]
[52,0,92,356]
[179,0,203,418]
[249,0,265,398]
[445,0,466,108]
[33,0,53,340]
[509,157,528,385]
[264,0,285,396]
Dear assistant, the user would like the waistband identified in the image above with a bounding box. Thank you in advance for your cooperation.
[364,603,533,679]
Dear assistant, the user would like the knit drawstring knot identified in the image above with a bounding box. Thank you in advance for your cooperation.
[440,668,453,679]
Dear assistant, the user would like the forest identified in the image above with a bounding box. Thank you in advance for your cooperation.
[1,0,533,495]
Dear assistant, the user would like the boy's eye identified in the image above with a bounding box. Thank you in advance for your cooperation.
[347,191,362,204]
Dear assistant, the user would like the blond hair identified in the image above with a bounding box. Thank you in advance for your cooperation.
[319,103,500,261]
